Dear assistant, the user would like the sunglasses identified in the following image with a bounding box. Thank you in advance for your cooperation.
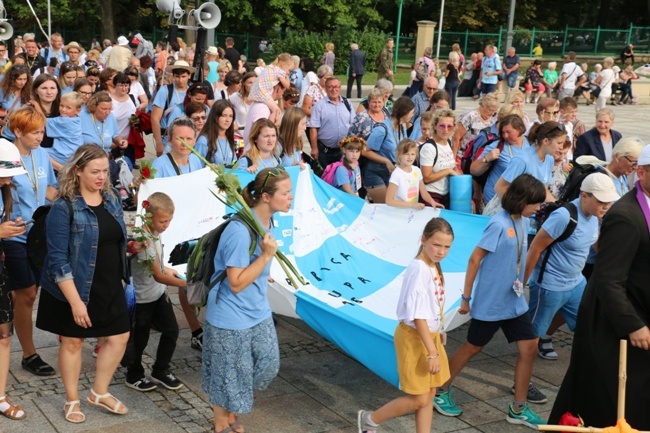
[437,124,454,130]
[190,115,207,121]
[261,166,286,192]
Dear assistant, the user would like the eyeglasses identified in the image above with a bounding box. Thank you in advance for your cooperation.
[326,85,341,89]
[624,156,638,167]
[79,91,93,96]
[437,124,454,130]
[117,83,130,88]
[190,115,207,121]
[260,166,286,192]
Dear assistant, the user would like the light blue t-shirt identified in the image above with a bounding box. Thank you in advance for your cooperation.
[79,108,120,153]
[194,135,237,166]
[279,145,302,168]
[334,163,361,193]
[8,148,58,243]
[481,54,502,84]
[366,118,405,163]
[531,198,598,291]
[153,85,187,129]
[238,154,282,171]
[483,140,530,203]
[501,145,554,186]
[61,85,73,95]
[0,91,27,142]
[151,153,203,178]
[206,218,274,330]
[46,116,84,165]
[471,210,530,321]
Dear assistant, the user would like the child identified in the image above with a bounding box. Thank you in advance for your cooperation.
[386,139,443,209]
[333,136,364,195]
[45,91,84,171]
[433,174,548,429]
[414,112,434,144]
[248,53,292,123]
[126,192,186,392]
[357,217,454,433]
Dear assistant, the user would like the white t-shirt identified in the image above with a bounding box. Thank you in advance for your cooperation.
[243,102,271,151]
[420,141,456,195]
[230,92,251,129]
[132,233,167,304]
[389,166,422,203]
[560,62,584,90]
[598,69,616,98]
[129,81,146,103]
[396,259,444,332]
[111,95,137,139]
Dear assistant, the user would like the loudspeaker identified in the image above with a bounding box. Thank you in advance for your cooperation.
[156,0,183,19]
[190,2,221,29]
[0,21,13,41]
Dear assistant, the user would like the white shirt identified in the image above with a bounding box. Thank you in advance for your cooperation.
[396,260,444,332]
[560,62,584,90]
[420,141,456,195]
[389,166,422,203]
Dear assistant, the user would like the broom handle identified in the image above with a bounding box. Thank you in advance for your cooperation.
[538,426,602,432]
[618,339,627,420]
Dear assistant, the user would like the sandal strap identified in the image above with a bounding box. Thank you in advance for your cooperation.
[2,397,26,420]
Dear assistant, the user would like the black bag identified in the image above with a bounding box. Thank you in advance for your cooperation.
[535,202,578,284]
[27,199,73,271]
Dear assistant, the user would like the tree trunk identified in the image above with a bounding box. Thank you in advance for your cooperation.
[100,0,115,42]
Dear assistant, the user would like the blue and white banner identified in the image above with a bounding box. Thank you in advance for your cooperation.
[138,167,489,388]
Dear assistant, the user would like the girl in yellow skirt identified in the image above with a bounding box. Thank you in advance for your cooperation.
[357,217,453,433]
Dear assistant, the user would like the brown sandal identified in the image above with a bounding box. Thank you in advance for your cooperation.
[0,396,26,420]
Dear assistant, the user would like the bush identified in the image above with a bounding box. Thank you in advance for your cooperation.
[273,28,391,75]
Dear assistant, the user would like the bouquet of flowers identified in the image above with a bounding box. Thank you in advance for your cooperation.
[139,160,157,180]
[130,200,158,275]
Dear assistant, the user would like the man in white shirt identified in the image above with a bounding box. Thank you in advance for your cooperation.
[558,51,586,100]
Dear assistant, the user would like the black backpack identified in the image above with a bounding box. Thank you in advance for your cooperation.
[557,162,605,203]
[415,139,440,168]
[535,202,578,284]
[27,200,73,271]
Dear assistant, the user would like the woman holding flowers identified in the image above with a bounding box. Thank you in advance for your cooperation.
[203,167,292,433]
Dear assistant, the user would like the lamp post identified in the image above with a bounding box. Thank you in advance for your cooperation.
[394,0,403,73]
[435,0,445,60]
[504,0,516,55]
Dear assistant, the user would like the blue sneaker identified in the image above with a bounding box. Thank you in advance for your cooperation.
[507,403,547,429]
[433,389,462,416]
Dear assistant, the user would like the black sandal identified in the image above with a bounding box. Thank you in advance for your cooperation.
[21,354,55,376]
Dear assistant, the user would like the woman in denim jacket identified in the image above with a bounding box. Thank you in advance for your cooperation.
[36,144,131,423]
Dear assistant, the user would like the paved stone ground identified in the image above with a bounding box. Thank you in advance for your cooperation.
[3,92,647,432]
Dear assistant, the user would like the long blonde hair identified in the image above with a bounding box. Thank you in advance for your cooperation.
[57,144,115,201]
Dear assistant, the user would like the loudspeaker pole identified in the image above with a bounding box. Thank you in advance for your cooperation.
[205,0,216,47]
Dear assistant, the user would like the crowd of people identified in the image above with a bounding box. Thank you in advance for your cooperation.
[0,30,649,433]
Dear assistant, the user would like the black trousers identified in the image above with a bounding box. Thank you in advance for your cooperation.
[317,142,343,170]
[127,293,179,381]
[347,74,363,98]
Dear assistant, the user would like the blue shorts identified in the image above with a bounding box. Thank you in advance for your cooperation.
[201,317,279,413]
[2,240,40,291]
[480,82,497,95]
[528,279,587,337]
[362,161,390,189]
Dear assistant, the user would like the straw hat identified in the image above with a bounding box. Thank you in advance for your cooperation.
[206,46,219,57]
[63,41,85,55]
[165,60,197,75]
[0,139,27,177]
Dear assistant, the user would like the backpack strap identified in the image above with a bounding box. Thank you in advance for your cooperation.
[537,202,578,284]
[167,153,182,176]
[208,214,259,292]
[164,83,174,112]
[128,93,137,108]
[341,97,352,113]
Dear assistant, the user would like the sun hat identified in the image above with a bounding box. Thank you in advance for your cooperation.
[638,145,650,166]
[206,46,219,56]
[0,139,27,177]
[63,41,85,55]
[117,36,130,47]
[165,60,197,75]
[580,172,620,203]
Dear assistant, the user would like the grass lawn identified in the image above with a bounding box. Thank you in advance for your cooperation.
[335,71,412,86]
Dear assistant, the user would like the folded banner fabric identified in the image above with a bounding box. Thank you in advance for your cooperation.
[138,167,489,388]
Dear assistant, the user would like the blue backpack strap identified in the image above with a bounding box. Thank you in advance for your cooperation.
[537,203,578,284]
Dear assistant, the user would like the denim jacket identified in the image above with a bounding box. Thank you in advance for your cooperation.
[40,189,128,305]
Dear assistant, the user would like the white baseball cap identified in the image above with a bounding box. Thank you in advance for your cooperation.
[638,145,650,166]
[580,172,620,203]
[0,139,27,177]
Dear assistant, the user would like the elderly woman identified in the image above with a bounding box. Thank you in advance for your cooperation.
[362,96,414,203]
[420,108,463,207]
[302,64,332,122]
[542,61,559,97]
[617,65,638,105]
[573,108,621,162]
[0,65,32,141]
[593,57,616,110]
[348,88,390,140]
[452,93,499,162]
[321,42,335,69]
[356,78,394,114]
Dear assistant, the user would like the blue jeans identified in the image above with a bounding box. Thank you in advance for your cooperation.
[445,80,459,110]
[362,161,390,189]
[480,82,497,95]
[507,72,518,89]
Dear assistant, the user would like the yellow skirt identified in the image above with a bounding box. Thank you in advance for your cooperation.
[394,322,450,395]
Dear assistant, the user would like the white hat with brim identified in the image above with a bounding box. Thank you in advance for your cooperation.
[575,155,607,167]
[63,41,85,55]
[0,139,27,177]
[580,172,620,203]
[206,46,219,56]
[117,36,130,46]
[165,60,197,75]
[638,144,650,166]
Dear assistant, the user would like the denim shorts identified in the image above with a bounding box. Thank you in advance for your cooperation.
[362,161,391,189]
[2,240,39,290]
[528,279,586,337]
[480,83,497,95]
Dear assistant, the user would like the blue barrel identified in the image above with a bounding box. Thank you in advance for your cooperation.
[449,175,472,213]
